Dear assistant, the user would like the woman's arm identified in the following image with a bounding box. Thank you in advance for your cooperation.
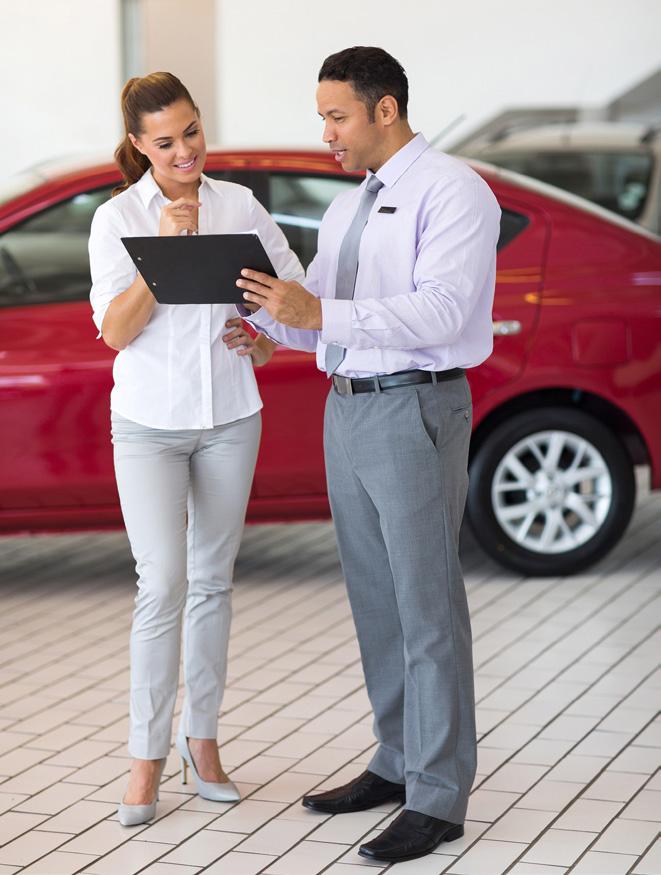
[100,274,156,351]
[98,196,200,351]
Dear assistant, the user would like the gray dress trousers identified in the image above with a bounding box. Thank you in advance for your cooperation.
[324,375,476,824]
[112,410,261,760]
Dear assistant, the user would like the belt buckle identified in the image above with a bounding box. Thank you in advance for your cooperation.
[334,375,353,396]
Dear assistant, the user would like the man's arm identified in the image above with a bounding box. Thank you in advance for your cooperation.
[239,176,501,351]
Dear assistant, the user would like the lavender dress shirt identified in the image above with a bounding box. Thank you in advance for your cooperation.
[245,133,501,378]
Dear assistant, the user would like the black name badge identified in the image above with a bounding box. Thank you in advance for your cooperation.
[378,206,397,214]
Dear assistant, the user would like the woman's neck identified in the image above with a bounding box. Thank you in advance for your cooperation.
[152,171,201,202]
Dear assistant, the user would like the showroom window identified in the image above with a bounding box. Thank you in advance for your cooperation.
[0,187,113,307]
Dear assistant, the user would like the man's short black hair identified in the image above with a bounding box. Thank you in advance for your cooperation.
[318,46,408,121]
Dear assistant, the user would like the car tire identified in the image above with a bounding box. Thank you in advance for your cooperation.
[467,407,635,577]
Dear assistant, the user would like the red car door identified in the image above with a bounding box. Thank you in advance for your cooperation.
[0,186,119,531]
[470,186,550,408]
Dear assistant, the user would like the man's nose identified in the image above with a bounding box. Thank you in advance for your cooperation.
[322,123,335,144]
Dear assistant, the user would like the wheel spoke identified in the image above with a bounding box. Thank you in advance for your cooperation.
[502,455,535,487]
[499,500,540,522]
[563,465,607,487]
[565,491,598,528]
[494,481,529,492]
[543,432,565,473]
[516,511,537,541]
[539,508,563,549]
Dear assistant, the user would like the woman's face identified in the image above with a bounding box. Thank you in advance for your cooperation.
[129,98,207,189]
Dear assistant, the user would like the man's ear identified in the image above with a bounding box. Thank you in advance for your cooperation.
[378,95,399,127]
[128,132,145,155]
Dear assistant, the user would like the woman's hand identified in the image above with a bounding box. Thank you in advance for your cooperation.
[159,197,201,236]
[222,317,276,367]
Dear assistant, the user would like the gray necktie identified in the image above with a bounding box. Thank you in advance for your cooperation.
[325,175,385,376]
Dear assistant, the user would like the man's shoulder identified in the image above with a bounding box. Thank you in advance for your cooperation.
[414,149,499,210]
[416,149,488,188]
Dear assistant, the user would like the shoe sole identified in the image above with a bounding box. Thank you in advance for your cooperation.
[357,824,464,862]
[302,790,406,814]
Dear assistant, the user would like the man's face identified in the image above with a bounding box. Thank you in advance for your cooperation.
[316,79,384,172]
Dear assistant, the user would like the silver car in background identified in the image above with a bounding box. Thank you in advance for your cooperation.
[459,122,660,234]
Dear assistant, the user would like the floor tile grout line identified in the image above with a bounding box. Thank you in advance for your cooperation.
[442,626,660,872]
[493,703,661,874]
[561,768,661,875]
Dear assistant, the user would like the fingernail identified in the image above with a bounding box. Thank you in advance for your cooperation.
[241,269,248,276]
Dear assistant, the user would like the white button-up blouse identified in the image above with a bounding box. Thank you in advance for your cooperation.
[89,169,304,430]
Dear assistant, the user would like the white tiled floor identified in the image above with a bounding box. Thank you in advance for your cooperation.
[0,485,659,874]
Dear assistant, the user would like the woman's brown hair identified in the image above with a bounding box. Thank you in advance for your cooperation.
[113,72,199,196]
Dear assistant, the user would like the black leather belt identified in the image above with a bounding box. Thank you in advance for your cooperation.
[332,368,464,396]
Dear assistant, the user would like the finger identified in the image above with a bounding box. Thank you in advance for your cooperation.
[222,329,242,342]
[227,338,251,349]
[240,269,274,287]
[169,197,202,208]
[242,291,269,304]
[225,317,243,329]
[224,330,248,344]
[237,279,272,295]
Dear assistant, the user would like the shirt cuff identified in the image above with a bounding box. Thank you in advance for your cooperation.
[320,299,353,348]
[235,303,253,318]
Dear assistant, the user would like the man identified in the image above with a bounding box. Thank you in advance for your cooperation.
[236,46,501,863]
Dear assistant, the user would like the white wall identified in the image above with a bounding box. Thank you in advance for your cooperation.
[1,0,659,184]
[216,0,661,150]
[0,0,121,179]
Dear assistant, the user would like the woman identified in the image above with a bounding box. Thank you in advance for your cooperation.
[88,72,303,826]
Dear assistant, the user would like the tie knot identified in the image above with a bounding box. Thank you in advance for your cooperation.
[366,175,384,193]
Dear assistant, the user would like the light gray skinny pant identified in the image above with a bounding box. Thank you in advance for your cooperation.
[324,376,476,823]
[111,411,261,760]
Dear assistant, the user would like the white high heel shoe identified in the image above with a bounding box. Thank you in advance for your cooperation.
[118,759,166,827]
[176,734,240,802]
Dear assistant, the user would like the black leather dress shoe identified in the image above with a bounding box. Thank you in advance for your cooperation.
[302,770,405,814]
[358,809,464,862]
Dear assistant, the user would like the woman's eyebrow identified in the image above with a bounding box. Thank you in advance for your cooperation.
[152,119,198,144]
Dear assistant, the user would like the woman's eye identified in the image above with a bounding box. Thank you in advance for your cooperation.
[186,130,199,137]
[158,143,172,150]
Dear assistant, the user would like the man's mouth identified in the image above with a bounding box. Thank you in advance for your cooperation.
[174,156,197,172]
[332,149,347,163]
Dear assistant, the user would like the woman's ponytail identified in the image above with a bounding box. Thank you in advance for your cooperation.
[112,73,198,197]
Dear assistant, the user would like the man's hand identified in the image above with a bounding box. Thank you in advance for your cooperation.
[236,270,322,329]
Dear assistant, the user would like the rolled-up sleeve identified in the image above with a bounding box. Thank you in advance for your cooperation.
[320,176,501,351]
[88,203,136,336]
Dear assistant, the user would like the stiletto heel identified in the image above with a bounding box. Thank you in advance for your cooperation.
[176,733,240,802]
[118,758,166,827]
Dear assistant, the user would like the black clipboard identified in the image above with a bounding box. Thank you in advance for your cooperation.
[121,233,277,304]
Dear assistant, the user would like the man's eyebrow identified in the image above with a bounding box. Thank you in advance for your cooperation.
[152,119,198,143]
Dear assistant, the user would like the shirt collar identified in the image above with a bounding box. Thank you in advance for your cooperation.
[368,132,430,189]
[135,167,215,208]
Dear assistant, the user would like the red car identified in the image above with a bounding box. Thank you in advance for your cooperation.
[1,151,660,577]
